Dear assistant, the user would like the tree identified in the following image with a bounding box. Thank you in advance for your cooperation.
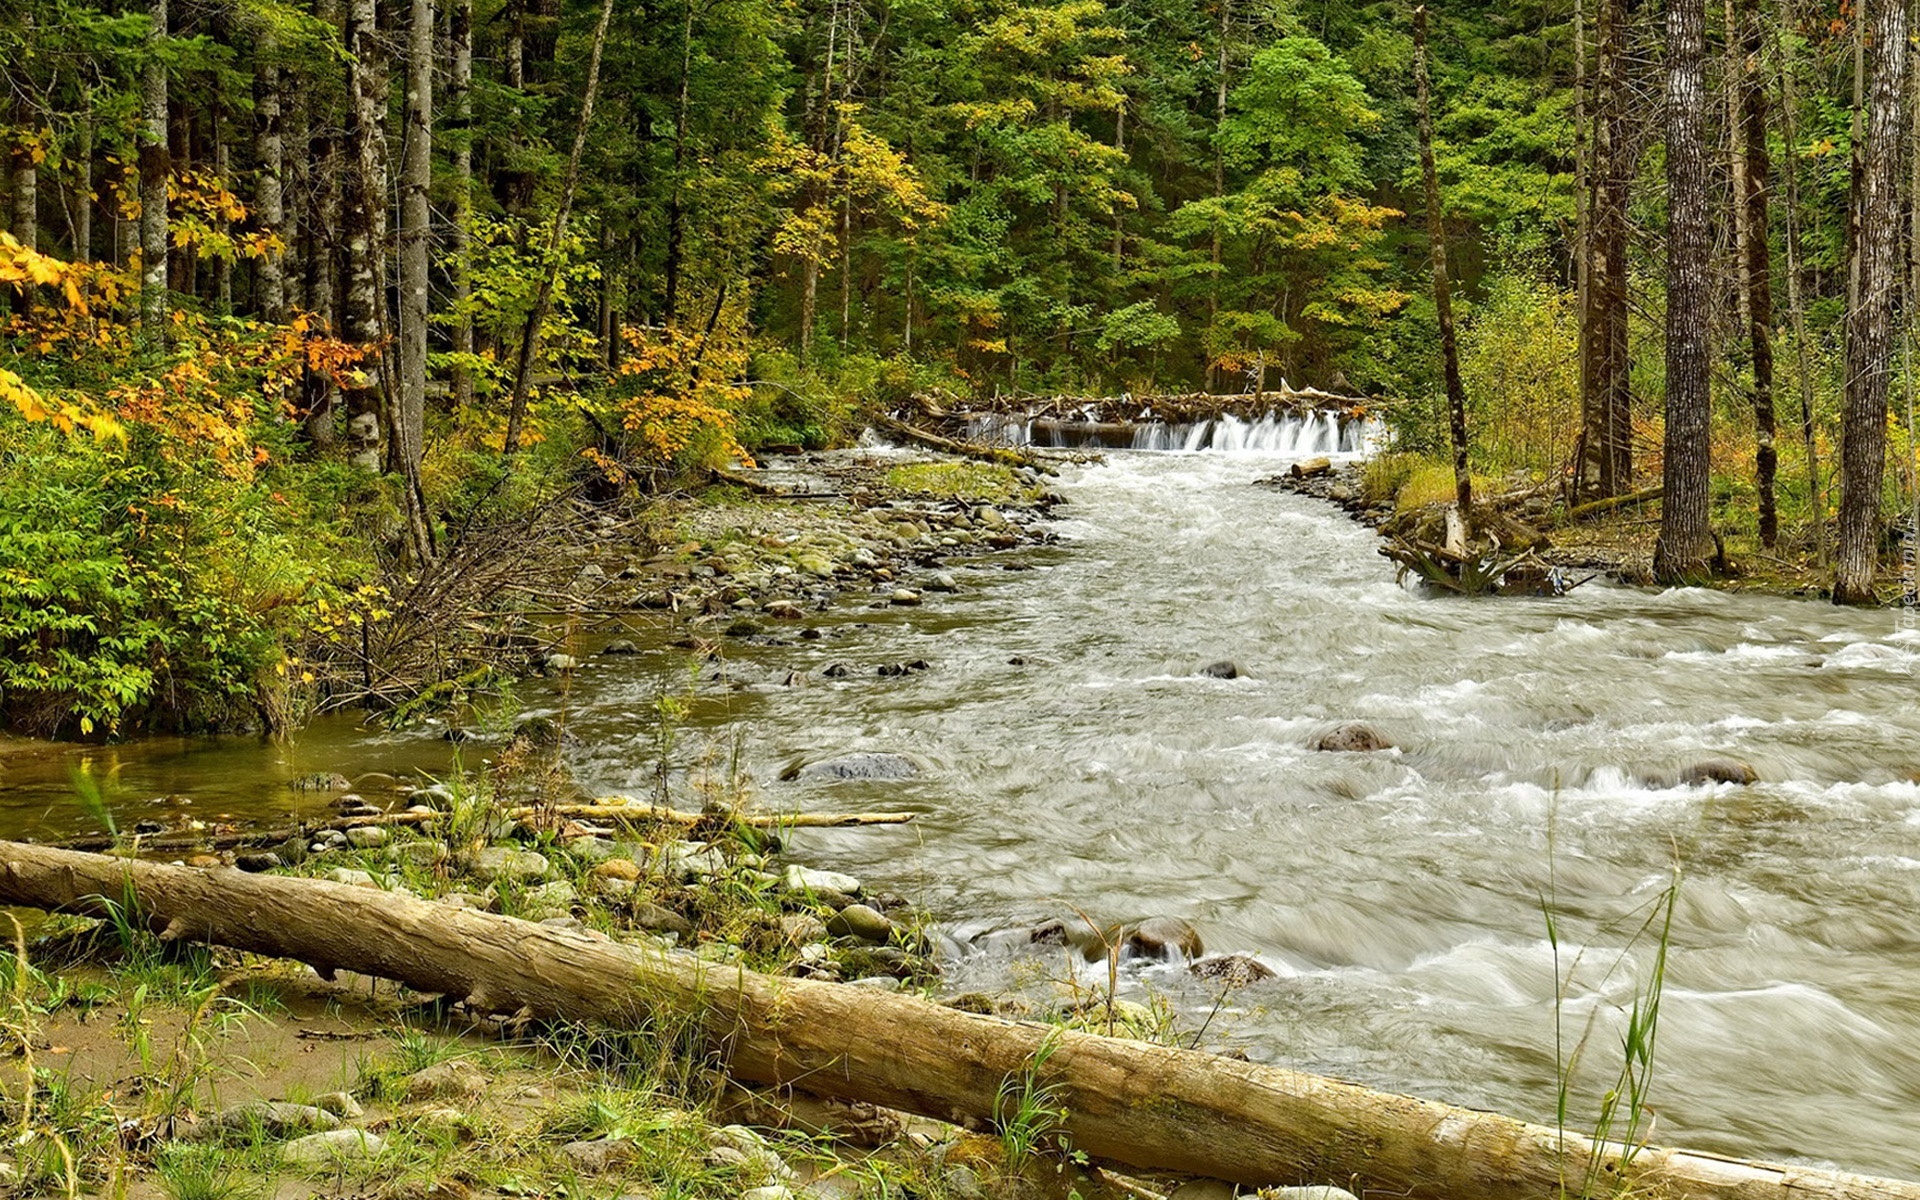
[138,0,166,333]
[395,0,435,564]
[1576,0,1637,501]
[1735,0,1774,547]
[1413,5,1469,522]
[1834,0,1908,604]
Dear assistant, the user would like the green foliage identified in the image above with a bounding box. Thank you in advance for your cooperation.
[1459,274,1579,479]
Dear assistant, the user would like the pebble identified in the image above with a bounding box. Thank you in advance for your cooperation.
[235,852,282,873]
[889,590,923,606]
[404,1060,489,1102]
[345,826,389,849]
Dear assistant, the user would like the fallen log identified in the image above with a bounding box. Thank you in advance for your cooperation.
[1289,456,1332,479]
[543,801,916,829]
[871,414,1055,474]
[1566,484,1664,522]
[0,842,1915,1200]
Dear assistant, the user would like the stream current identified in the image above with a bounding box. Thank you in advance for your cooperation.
[6,447,1920,1175]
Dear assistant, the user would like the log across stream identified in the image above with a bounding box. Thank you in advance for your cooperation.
[1,841,1916,1200]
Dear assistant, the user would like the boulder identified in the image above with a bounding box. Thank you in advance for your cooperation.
[465,847,549,884]
[1197,661,1241,680]
[1095,916,1204,963]
[826,904,895,943]
[1314,722,1393,752]
[1190,954,1277,989]
[1679,757,1758,786]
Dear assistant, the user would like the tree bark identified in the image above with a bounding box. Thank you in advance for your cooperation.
[342,0,393,468]
[255,44,287,324]
[139,0,169,334]
[1577,0,1636,501]
[449,0,475,410]
[502,0,616,458]
[396,0,438,563]
[1414,6,1472,523]
[1775,5,1825,566]
[1737,0,1775,547]
[2,843,1920,1200]
[73,117,91,262]
[1654,0,1715,584]
[1835,0,1909,604]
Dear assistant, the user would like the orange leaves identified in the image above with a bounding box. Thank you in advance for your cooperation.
[595,322,752,475]
[1,367,124,441]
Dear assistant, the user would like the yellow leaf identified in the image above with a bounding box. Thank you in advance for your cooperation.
[79,716,94,734]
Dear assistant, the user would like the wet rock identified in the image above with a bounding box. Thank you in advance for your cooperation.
[1197,660,1241,680]
[404,1059,489,1102]
[345,826,389,850]
[786,753,918,781]
[1314,722,1393,752]
[601,639,639,655]
[826,904,894,943]
[927,572,959,592]
[727,619,764,637]
[765,599,806,620]
[235,852,282,873]
[282,1128,387,1164]
[1094,916,1204,963]
[544,653,580,672]
[782,865,862,896]
[1190,954,1277,989]
[1679,757,1758,786]
[889,590,923,606]
[186,1100,340,1141]
[562,1137,635,1172]
[465,847,549,883]
[821,663,851,678]
[290,772,352,792]
[975,506,1008,528]
[511,718,564,750]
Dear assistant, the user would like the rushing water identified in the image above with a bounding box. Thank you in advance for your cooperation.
[6,443,1920,1178]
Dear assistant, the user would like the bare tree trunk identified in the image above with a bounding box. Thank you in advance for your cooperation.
[304,58,343,449]
[1654,0,1715,584]
[664,0,693,329]
[1578,0,1634,500]
[502,0,616,458]
[73,116,91,262]
[342,0,392,471]
[1723,0,1749,334]
[1835,0,1909,604]
[255,46,287,323]
[1573,0,1589,437]
[1775,6,1825,565]
[213,112,232,311]
[139,0,169,334]
[1206,0,1230,394]
[395,0,438,564]
[1414,6,1472,525]
[4,843,1920,1200]
[1737,0,1776,548]
[449,0,475,410]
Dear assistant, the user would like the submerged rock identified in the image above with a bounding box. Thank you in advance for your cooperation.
[1314,722,1393,752]
[1679,757,1758,786]
[784,753,918,781]
[1197,660,1241,679]
[290,772,352,792]
[1091,916,1204,963]
[1190,954,1277,989]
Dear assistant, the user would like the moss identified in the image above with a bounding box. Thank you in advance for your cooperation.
[883,461,1028,504]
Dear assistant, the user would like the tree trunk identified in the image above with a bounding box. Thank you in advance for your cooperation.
[1738,0,1776,548]
[664,0,693,329]
[502,0,616,457]
[1722,0,1748,335]
[10,117,36,257]
[139,0,169,334]
[396,0,437,564]
[342,0,392,467]
[73,117,91,262]
[449,0,475,410]
[1835,0,1909,604]
[304,61,343,449]
[1206,0,1230,394]
[2,844,1920,1200]
[213,111,232,312]
[1578,0,1635,501]
[255,46,287,323]
[1654,0,1715,584]
[1414,7,1472,524]
[1775,6,1825,566]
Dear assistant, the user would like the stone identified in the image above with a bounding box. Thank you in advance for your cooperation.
[782,865,862,896]
[578,564,606,580]
[466,847,550,883]
[601,639,639,655]
[323,868,379,888]
[821,663,851,678]
[1190,954,1277,989]
[393,841,450,868]
[290,772,352,792]
[633,902,696,940]
[889,589,923,606]
[345,826,389,849]
[927,572,959,592]
[826,904,894,943]
[975,506,1008,528]
[778,913,829,944]
[1680,757,1757,786]
[404,1059,489,1102]
[413,1106,472,1135]
[544,653,580,672]
[787,753,918,781]
[1107,916,1204,963]
[562,1137,635,1172]
[765,599,807,620]
[235,852,282,873]
[1169,1182,1237,1200]
[1197,660,1240,679]
[281,1129,386,1164]
[523,880,578,918]
[186,1100,340,1141]
[1314,722,1393,753]
[591,858,641,883]
[313,1092,364,1119]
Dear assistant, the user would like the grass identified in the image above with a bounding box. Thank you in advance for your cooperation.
[883,460,1033,504]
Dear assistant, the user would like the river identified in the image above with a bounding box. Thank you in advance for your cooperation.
[5,446,1920,1178]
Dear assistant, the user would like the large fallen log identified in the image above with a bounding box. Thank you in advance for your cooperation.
[0,841,1915,1200]
[871,414,1056,474]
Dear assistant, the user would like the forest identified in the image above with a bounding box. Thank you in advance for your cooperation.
[0,0,1914,737]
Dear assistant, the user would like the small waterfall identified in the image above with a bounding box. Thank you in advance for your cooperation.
[960,410,1383,456]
